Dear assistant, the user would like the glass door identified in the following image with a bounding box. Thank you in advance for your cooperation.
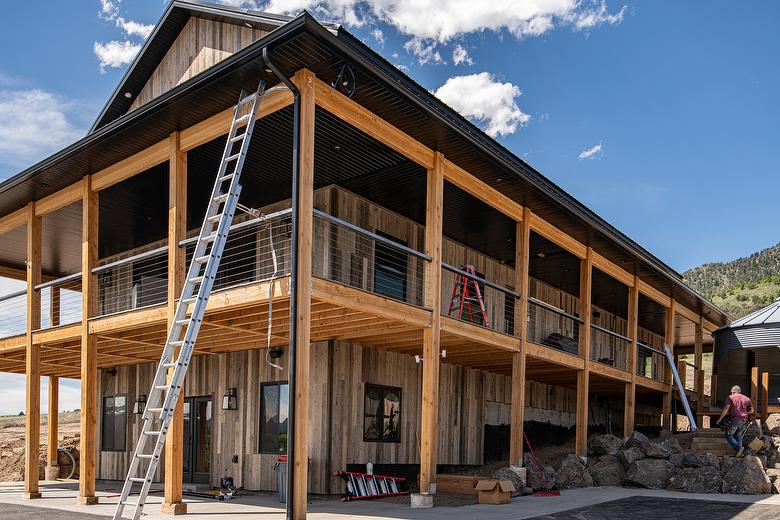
[182,396,212,484]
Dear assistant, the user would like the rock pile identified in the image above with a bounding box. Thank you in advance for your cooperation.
[523,428,780,495]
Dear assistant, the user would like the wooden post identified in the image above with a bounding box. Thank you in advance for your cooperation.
[694,319,704,425]
[624,277,639,435]
[45,376,60,480]
[575,247,593,456]
[662,300,675,431]
[77,176,99,505]
[420,151,444,493]
[290,68,315,520]
[24,202,42,499]
[761,372,769,423]
[162,132,187,515]
[750,366,759,402]
[509,209,530,466]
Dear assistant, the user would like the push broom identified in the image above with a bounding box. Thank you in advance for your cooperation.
[522,432,560,497]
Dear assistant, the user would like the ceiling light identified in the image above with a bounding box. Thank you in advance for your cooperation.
[123,91,132,98]
[245,22,253,28]
[333,145,342,152]
[496,177,503,183]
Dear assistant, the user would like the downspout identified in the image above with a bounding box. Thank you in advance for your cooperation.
[263,47,300,520]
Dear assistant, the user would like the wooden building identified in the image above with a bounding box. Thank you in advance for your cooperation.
[0,2,728,518]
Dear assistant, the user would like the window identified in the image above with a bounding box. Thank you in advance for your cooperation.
[102,394,127,452]
[373,232,407,302]
[363,384,401,443]
[259,382,289,453]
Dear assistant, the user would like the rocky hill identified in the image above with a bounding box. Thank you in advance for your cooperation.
[683,242,780,319]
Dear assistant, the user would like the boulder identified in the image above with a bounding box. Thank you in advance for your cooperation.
[660,437,683,455]
[640,442,671,459]
[625,430,650,448]
[588,434,624,456]
[721,456,772,494]
[671,452,720,469]
[766,468,780,494]
[625,459,675,489]
[618,446,645,469]
[554,454,593,489]
[720,456,737,475]
[523,453,556,491]
[589,455,625,487]
[667,466,723,494]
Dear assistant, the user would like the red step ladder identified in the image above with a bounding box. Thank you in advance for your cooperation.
[447,264,489,327]
[333,471,409,501]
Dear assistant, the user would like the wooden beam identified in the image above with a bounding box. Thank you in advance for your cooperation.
[525,341,585,370]
[761,371,769,423]
[24,203,42,499]
[162,132,187,515]
[676,303,699,324]
[46,376,59,474]
[91,140,169,192]
[575,247,593,456]
[751,366,759,402]
[290,68,315,520]
[313,76,435,169]
[638,279,672,309]
[694,318,704,426]
[77,176,99,505]
[35,180,84,217]
[441,158,523,221]
[0,207,27,236]
[440,317,517,351]
[661,299,675,431]
[420,151,444,494]
[592,250,634,288]
[624,276,639,435]
[510,210,530,465]
[528,211,587,259]
[179,88,293,151]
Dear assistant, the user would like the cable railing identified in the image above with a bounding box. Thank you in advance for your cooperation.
[312,209,429,307]
[38,273,82,329]
[0,289,27,338]
[182,208,293,293]
[95,245,169,318]
[590,323,631,371]
[526,296,582,356]
[441,262,517,335]
[636,341,666,382]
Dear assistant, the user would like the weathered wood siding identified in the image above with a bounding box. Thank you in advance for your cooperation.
[129,17,268,112]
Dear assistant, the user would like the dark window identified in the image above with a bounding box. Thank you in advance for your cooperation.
[101,394,127,452]
[363,384,401,443]
[373,232,407,302]
[259,382,289,453]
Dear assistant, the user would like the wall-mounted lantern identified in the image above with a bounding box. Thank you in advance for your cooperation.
[222,387,238,411]
[133,394,147,415]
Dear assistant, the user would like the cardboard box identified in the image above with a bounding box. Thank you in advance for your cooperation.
[474,479,515,505]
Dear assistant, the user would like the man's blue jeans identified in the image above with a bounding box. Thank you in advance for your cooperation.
[725,418,746,450]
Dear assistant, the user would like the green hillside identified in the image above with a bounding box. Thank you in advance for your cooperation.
[683,242,780,319]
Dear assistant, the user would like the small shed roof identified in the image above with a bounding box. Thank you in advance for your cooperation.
[714,298,780,365]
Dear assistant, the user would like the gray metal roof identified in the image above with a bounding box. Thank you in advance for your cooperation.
[723,298,780,329]
[714,298,780,366]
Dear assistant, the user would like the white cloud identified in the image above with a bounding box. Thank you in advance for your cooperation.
[93,40,142,73]
[452,44,473,66]
[434,72,529,137]
[94,0,152,71]
[404,37,443,65]
[0,89,84,169]
[570,1,627,30]
[371,27,384,46]
[578,143,603,160]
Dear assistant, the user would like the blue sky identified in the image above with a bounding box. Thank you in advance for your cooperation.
[0,1,778,413]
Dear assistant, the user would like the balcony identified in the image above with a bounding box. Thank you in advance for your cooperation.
[590,324,631,371]
[637,341,666,382]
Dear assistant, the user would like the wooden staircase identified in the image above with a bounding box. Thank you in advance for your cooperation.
[691,428,736,457]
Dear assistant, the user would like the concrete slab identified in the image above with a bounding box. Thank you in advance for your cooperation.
[0,481,779,520]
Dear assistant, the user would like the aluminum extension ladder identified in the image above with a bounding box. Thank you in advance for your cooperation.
[333,471,409,501]
[664,343,698,432]
[113,82,266,520]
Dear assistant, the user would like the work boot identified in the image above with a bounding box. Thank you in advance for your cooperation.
[736,447,745,458]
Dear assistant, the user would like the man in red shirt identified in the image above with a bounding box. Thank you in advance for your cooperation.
[716,385,754,456]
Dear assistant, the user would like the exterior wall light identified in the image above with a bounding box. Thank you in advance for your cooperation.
[133,394,147,415]
[222,387,238,411]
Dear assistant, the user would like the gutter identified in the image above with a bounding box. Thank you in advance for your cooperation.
[263,47,301,520]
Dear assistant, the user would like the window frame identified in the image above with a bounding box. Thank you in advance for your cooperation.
[258,381,289,454]
[101,393,127,453]
[363,383,402,444]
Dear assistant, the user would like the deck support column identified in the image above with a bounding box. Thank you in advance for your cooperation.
[45,376,60,480]
[624,277,639,435]
[420,152,444,494]
[761,372,769,423]
[694,319,704,427]
[288,68,315,520]
[77,176,99,505]
[509,208,530,466]
[575,247,593,457]
[662,300,675,431]
[162,132,187,515]
[24,202,42,499]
